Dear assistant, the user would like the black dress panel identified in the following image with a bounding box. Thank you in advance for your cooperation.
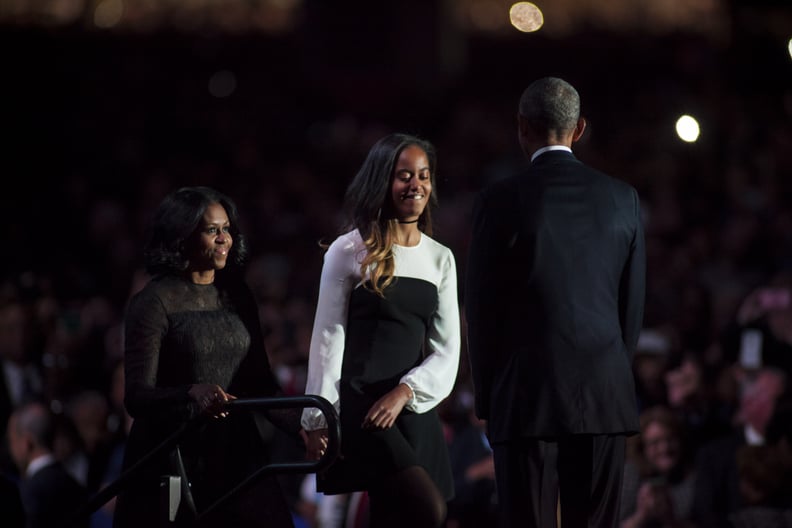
[318,277,454,499]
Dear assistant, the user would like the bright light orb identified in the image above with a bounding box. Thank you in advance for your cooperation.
[510,2,544,33]
[675,115,700,143]
[788,37,792,60]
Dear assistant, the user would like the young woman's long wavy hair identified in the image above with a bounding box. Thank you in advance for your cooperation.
[343,133,439,297]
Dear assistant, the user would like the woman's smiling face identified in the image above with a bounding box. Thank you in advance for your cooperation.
[187,202,233,274]
[390,145,432,223]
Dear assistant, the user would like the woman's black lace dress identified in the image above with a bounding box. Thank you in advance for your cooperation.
[113,275,300,528]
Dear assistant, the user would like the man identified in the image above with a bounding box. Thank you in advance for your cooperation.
[7,402,89,528]
[465,77,646,528]
[0,472,25,528]
[0,300,45,474]
[690,367,787,527]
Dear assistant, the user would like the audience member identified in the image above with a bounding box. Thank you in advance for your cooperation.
[0,300,45,474]
[664,353,734,451]
[690,367,787,527]
[727,444,792,527]
[7,401,89,528]
[721,273,792,376]
[620,406,696,528]
[633,329,673,411]
[446,407,497,528]
[0,472,25,528]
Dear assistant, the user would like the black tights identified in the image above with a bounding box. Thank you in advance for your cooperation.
[367,466,447,528]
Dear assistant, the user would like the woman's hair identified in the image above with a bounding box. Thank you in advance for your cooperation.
[143,186,249,276]
[343,133,438,297]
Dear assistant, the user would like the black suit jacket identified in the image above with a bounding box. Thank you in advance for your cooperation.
[0,473,25,528]
[20,461,88,528]
[465,150,645,443]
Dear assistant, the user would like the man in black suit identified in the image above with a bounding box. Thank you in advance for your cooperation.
[7,402,88,528]
[465,77,646,528]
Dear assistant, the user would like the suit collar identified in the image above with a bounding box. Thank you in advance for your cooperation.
[530,148,578,166]
[26,454,56,479]
[530,145,572,162]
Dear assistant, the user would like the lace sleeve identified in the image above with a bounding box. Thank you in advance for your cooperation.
[123,285,195,420]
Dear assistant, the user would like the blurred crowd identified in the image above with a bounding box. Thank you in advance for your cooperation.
[3,23,792,528]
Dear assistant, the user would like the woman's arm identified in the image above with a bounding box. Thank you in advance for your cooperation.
[301,236,357,431]
[123,286,195,419]
[400,248,461,413]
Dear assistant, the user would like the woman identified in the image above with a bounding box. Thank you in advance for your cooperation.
[620,406,696,528]
[302,133,461,528]
[114,186,301,528]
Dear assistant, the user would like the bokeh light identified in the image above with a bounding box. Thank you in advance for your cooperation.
[675,115,700,143]
[788,37,792,61]
[509,2,544,33]
[208,70,237,98]
[468,1,503,31]
[94,0,124,29]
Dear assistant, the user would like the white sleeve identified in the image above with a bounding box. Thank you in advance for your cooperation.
[400,249,461,413]
[301,238,358,430]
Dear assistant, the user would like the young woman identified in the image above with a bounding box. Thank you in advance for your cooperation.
[115,186,301,528]
[302,134,461,528]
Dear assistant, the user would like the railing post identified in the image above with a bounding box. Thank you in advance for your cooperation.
[159,475,182,526]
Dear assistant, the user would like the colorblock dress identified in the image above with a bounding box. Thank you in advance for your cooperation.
[301,230,461,499]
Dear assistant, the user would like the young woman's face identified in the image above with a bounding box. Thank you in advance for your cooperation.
[390,145,432,223]
[187,202,233,272]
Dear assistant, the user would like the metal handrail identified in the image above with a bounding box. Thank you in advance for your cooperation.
[66,394,339,526]
[194,396,340,521]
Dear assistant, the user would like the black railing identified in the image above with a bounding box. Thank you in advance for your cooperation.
[67,395,339,526]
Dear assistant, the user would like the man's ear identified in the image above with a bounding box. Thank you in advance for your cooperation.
[571,117,586,143]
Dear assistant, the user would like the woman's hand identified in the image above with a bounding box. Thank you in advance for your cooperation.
[362,383,413,430]
[633,481,673,522]
[304,429,329,460]
[737,287,791,324]
[188,383,236,418]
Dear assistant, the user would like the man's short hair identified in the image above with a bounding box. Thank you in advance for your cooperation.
[519,77,580,134]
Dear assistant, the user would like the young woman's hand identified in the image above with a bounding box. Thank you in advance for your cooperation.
[362,383,413,430]
[188,383,235,418]
[304,428,329,460]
